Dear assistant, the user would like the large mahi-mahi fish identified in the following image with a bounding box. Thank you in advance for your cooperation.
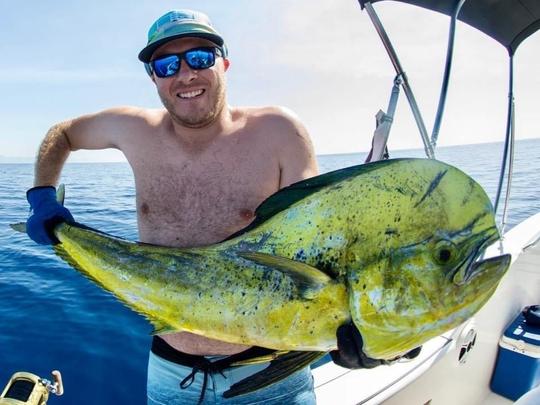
[12,158,510,396]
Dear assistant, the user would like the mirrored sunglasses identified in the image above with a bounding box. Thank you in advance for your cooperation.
[149,47,222,78]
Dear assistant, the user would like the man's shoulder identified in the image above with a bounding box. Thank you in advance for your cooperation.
[237,106,306,136]
[233,106,313,153]
[240,105,299,122]
[98,106,166,126]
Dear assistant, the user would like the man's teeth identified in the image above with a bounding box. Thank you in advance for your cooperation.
[178,89,204,99]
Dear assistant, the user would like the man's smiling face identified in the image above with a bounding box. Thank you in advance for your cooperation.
[151,37,230,129]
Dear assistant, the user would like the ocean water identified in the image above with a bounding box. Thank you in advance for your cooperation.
[0,139,539,404]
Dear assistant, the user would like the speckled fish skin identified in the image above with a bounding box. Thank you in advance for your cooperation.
[49,158,509,358]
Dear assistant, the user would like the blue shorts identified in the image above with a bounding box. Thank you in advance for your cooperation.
[147,338,316,404]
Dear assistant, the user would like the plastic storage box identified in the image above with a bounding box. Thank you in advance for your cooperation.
[490,311,540,400]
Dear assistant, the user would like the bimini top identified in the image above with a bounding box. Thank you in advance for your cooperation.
[359,0,540,55]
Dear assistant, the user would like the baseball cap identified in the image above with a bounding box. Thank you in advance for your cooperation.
[138,9,226,63]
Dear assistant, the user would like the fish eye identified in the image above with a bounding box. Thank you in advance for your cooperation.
[438,248,452,263]
[433,240,457,265]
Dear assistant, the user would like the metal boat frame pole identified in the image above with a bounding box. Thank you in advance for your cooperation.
[362,1,435,159]
[362,0,470,155]
[430,0,468,148]
[494,55,516,233]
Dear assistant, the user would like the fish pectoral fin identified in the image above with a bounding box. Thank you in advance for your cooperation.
[223,351,326,398]
[238,251,332,298]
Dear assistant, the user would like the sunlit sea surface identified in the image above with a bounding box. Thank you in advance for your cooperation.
[0,139,539,404]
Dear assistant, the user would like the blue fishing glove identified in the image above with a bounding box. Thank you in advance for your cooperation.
[26,186,74,245]
[330,322,421,369]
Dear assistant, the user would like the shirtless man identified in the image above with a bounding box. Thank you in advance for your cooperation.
[26,9,319,404]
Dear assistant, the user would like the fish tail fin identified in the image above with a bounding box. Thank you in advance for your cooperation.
[10,222,27,233]
[223,351,326,398]
[56,184,65,205]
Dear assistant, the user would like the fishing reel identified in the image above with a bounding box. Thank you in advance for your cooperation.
[0,370,63,405]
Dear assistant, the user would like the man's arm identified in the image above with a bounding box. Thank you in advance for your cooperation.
[34,107,143,186]
[27,122,79,244]
[34,123,76,187]
[28,107,146,244]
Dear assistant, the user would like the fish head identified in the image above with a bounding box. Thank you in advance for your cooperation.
[346,160,510,359]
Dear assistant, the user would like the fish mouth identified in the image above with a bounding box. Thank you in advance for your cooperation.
[452,228,510,286]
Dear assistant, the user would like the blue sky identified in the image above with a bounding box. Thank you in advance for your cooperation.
[1,0,539,162]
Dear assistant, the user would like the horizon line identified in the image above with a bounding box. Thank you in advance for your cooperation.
[1,137,538,163]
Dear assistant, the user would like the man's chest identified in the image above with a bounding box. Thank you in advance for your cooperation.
[130,155,280,246]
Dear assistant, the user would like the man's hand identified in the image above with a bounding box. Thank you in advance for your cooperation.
[330,322,422,369]
[26,186,74,245]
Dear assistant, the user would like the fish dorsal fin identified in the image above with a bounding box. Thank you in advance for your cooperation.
[224,160,396,240]
[238,251,331,299]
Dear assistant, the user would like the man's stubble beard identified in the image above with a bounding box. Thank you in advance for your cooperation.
[160,78,227,129]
